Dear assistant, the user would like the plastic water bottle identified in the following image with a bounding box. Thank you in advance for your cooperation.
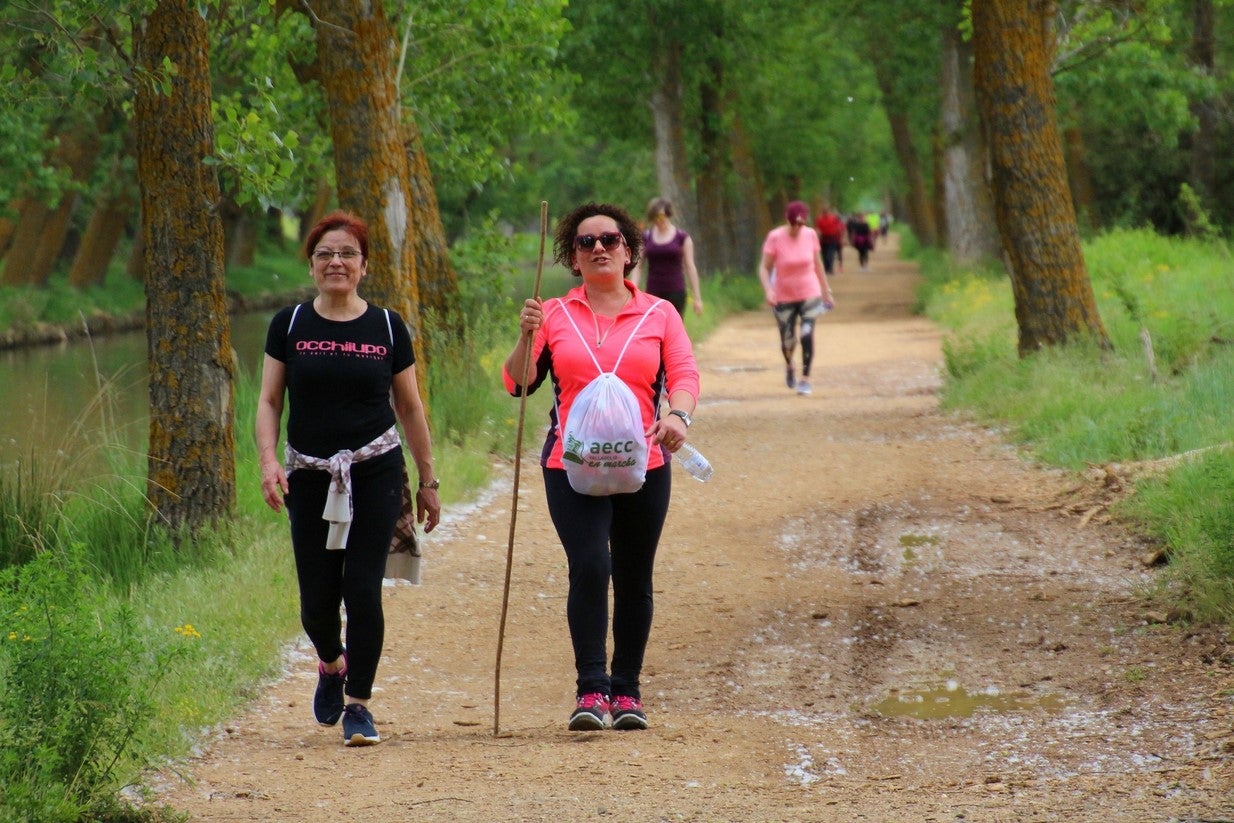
[673,442,713,482]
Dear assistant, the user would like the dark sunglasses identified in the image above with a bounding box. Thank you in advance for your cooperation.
[574,232,625,252]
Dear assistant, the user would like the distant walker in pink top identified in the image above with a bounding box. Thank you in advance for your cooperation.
[757,200,836,396]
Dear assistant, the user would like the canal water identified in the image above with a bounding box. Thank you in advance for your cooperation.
[1,311,276,477]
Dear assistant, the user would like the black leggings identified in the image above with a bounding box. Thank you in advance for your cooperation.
[854,240,871,267]
[773,299,821,377]
[285,452,402,700]
[821,241,841,275]
[543,464,671,699]
[649,288,687,317]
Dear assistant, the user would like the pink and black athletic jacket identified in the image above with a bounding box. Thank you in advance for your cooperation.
[502,282,700,472]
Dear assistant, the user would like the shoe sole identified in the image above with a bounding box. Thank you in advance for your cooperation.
[611,714,648,731]
[567,713,608,731]
[344,732,381,746]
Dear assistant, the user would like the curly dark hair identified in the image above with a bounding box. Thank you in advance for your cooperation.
[552,202,642,276]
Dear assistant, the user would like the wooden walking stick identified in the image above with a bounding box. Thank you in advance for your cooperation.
[494,200,548,736]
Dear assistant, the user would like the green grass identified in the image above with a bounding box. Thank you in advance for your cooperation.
[1118,447,1234,621]
[915,227,1234,624]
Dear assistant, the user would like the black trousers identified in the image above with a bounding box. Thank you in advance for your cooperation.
[543,464,672,699]
[285,450,402,700]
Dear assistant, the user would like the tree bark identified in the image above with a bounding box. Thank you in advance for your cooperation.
[938,20,1001,263]
[402,117,460,342]
[1,198,54,286]
[1187,0,1216,210]
[228,216,258,267]
[886,108,938,247]
[649,33,697,238]
[134,0,236,530]
[859,10,940,250]
[972,0,1108,354]
[0,201,21,263]
[310,0,418,334]
[68,183,134,287]
[1062,117,1096,232]
[728,107,768,274]
[695,48,736,274]
[26,191,78,287]
[221,197,259,268]
[126,218,145,282]
[300,179,334,244]
[2,126,103,286]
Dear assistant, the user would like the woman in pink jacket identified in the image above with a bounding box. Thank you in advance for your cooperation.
[504,202,700,732]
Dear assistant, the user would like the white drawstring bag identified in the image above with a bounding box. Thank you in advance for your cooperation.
[557,300,661,496]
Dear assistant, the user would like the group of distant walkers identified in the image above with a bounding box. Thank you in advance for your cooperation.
[813,205,891,275]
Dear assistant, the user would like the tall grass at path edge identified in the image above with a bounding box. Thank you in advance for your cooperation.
[910,227,1234,626]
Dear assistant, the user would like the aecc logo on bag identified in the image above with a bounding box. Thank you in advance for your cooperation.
[563,434,639,467]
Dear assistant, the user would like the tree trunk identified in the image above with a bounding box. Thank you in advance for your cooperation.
[300,179,334,245]
[1187,0,1216,210]
[695,49,736,274]
[264,207,286,249]
[2,127,102,286]
[27,193,78,286]
[222,198,258,268]
[0,201,21,262]
[402,117,460,341]
[649,33,697,238]
[932,131,947,248]
[311,0,418,335]
[134,0,236,530]
[1062,117,1096,232]
[938,20,1001,263]
[229,217,258,268]
[126,218,145,282]
[1,198,54,286]
[886,108,938,247]
[728,107,768,274]
[68,182,134,288]
[972,0,1108,354]
[870,43,940,251]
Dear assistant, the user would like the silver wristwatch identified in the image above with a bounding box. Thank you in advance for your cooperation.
[667,409,692,428]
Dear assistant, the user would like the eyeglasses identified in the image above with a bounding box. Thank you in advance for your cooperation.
[312,249,363,262]
[574,232,625,252]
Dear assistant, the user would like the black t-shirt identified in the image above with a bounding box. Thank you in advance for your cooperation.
[265,302,415,460]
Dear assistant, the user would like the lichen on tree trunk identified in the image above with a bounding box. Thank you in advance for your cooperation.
[134,0,237,531]
[972,0,1109,355]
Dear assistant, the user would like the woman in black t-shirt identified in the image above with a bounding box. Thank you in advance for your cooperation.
[255,210,440,748]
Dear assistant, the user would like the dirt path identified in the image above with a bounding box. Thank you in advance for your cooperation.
[149,237,1233,822]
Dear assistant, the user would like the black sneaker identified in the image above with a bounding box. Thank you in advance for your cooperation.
[610,695,648,730]
[313,657,346,726]
[342,703,380,746]
[785,366,796,389]
[567,692,610,731]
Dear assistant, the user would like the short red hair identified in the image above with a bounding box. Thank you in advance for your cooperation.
[305,210,369,260]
